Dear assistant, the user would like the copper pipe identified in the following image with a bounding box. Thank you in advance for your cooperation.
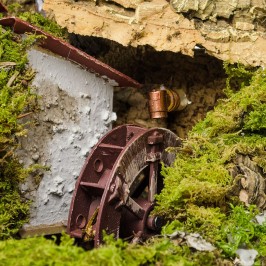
[148,90,168,119]
[148,87,189,119]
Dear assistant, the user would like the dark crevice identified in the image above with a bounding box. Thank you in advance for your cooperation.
[69,34,227,137]
[69,33,226,86]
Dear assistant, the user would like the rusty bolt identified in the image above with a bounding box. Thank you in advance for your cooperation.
[146,216,164,231]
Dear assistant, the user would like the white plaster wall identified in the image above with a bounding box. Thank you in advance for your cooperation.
[19,47,116,230]
[35,0,44,12]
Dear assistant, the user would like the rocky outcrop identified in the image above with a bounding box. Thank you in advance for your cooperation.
[43,0,266,66]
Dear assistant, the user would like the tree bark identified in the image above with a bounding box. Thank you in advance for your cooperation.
[43,0,266,67]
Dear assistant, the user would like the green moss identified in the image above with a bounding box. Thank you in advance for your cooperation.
[6,3,68,39]
[0,233,183,266]
[152,66,266,262]
[18,12,68,39]
[0,25,39,239]
[223,62,256,97]
[155,67,266,216]
[0,232,230,266]
[193,68,266,138]
[155,136,233,221]
[0,2,66,240]
[218,204,261,256]
[162,204,266,263]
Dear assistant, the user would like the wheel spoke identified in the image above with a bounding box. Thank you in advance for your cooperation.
[148,161,159,202]
[124,196,145,219]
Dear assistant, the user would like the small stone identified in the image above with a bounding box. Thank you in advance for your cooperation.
[206,29,230,42]
[32,153,40,161]
[241,177,248,188]
[171,0,199,13]
[236,249,258,266]
[237,0,251,8]
[186,233,216,251]
[239,189,249,205]
[255,210,266,225]
[235,21,255,31]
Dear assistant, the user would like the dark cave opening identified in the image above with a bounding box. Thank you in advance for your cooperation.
[69,33,227,137]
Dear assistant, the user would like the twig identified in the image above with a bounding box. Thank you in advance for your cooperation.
[7,71,19,87]
[17,112,33,119]
[0,62,16,68]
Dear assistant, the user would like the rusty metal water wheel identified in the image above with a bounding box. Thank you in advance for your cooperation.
[68,125,179,247]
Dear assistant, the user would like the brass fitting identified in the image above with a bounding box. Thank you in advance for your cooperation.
[148,87,189,119]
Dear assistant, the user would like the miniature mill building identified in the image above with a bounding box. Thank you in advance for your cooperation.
[0,16,141,236]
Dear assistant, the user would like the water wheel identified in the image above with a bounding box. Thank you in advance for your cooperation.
[68,125,179,246]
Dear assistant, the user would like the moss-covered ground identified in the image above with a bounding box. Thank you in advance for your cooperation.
[1,7,266,266]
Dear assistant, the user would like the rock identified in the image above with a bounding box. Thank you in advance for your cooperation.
[255,210,266,224]
[236,249,258,266]
[135,2,168,22]
[237,0,251,8]
[214,0,238,19]
[170,0,199,13]
[113,0,144,9]
[235,21,255,31]
[32,153,40,161]
[44,0,266,66]
[206,29,231,42]
[186,233,216,251]
[167,231,216,251]
[251,0,266,9]
[35,0,44,12]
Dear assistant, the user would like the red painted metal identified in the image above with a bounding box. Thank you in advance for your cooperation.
[0,2,7,13]
[68,125,180,246]
[0,17,142,88]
